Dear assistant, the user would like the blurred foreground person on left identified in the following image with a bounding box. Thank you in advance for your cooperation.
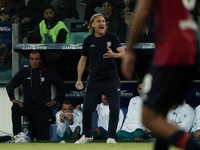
[6,50,65,140]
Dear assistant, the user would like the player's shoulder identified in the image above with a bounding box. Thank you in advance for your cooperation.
[41,66,58,75]
[74,109,82,115]
[22,66,30,71]
[74,109,81,113]
[73,109,83,118]
[195,105,200,112]
[83,34,94,45]
[106,31,117,38]
[181,103,194,112]
[41,66,49,71]
[85,33,93,41]
[55,110,62,116]
[18,67,31,75]
[130,96,141,101]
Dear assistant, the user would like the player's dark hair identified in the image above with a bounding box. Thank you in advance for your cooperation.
[102,0,115,6]
[63,99,72,105]
[137,80,143,88]
[29,50,41,59]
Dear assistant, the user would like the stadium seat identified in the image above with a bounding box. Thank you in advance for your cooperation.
[69,32,91,43]
[120,107,128,117]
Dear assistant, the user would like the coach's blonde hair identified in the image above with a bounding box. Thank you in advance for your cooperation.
[88,13,106,33]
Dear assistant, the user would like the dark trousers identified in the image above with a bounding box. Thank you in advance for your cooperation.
[82,77,121,139]
[12,103,52,140]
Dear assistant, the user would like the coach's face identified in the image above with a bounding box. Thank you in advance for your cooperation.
[29,53,42,69]
[92,16,106,36]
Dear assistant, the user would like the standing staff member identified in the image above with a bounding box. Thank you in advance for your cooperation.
[121,0,200,149]
[6,50,65,140]
[75,13,125,144]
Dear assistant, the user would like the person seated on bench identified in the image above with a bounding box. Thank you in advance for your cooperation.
[6,50,66,140]
[117,81,151,140]
[167,101,195,133]
[76,94,124,140]
[56,99,82,140]
[191,104,200,140]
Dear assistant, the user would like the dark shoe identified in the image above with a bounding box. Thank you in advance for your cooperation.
[71,126,81,140]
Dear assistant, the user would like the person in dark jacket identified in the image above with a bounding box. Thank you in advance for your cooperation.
[101,0,121,36]
[13,0,45,43]
[6,50,66,140]
[0,7,12,67]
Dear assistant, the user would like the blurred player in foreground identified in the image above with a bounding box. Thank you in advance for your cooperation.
[121,0,200,149]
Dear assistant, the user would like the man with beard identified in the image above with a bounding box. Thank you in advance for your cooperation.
[25,5,70,43]
[39,5,70,43]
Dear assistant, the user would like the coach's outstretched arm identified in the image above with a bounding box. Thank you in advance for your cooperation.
[75,56,87,90]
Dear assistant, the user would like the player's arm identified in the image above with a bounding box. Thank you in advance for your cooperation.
[126,0,155,53]
[75,55,87,90]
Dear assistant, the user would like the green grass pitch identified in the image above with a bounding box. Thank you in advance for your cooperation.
[0,142,182,150]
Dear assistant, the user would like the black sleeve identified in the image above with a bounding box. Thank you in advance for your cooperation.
[56,29,67,43]
[81,37,89,56]
[112,33,122,52]
[6,69,24,101]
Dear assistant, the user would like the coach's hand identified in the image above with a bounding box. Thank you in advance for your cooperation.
[75,81,84,90]
[103,46,114,58]
[12,99,24,108]
[46,100,56,107]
